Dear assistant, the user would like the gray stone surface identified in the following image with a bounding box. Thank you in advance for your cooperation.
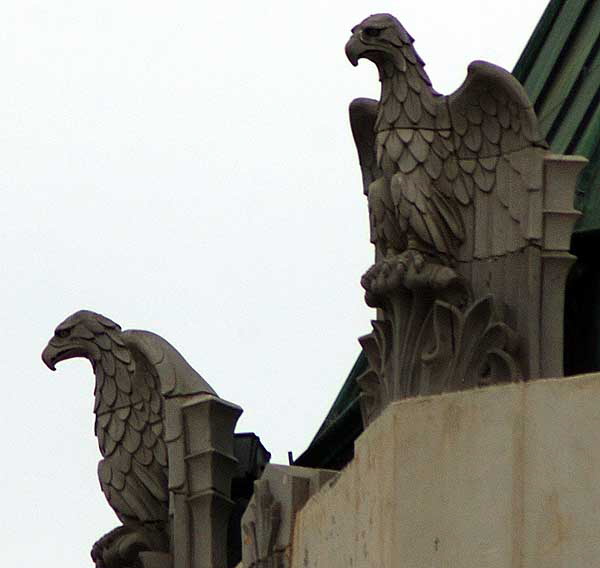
[42,310,241,568]
[346,14,585,424]
[241,464,338,568]
[291,374,600,567]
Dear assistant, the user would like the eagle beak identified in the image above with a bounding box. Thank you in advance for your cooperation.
[345,34,362,67]
[41,344,57,371]
[41,341,94,371]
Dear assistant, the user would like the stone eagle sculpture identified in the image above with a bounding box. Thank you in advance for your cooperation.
[345,13,547,298]
[41,310,217,567]
[344,14,580,425]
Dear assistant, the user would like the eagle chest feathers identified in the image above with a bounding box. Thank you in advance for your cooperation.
[40,308,172,525]
[93,334,169,524]
[374,49,444,168]
[369,59,464,257]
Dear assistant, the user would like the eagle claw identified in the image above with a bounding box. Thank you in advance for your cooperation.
[362,250,466,306]
[361,250,425,294]
[91,523,168,568]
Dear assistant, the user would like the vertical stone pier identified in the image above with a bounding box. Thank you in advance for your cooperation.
[539,154,586,377]
[168,394,242,568]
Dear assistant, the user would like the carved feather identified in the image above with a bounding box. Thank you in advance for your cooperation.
[408,130,430,163]
[349,98,381,196]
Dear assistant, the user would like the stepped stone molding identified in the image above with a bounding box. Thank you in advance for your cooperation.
[170,394,242,568]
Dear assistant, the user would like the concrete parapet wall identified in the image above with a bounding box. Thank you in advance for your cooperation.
[291,374,600,567]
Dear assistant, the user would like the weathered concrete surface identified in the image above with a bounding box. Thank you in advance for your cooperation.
[291,374,600,567]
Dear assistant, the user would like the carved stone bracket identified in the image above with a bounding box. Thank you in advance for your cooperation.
[241,465,338,568]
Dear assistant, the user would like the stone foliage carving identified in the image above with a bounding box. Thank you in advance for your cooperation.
[42,310,241,568]
[243,479,282,567]
[347,14,584,425]
[357,284,521,425]
[241,465,338,568]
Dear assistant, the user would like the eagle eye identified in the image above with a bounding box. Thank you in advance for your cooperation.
[56,328,71,338]
[363,27,382,38]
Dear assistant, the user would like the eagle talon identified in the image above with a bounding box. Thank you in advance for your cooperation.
[362,249,458,295]
[361,251,413,294]
[91,523,168,568]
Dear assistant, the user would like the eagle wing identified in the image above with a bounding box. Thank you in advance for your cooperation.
[122,330,216,398]
[96,331,169,524]
[383,60,547,264]
[350,97,408,253]
[119,330,217,501]
[349,98,381,195]
[443,60,547,263]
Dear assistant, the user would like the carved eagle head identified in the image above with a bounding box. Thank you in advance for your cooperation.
[41,310,121,371]
[345,13,413,67]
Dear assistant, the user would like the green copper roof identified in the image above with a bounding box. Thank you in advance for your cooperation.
[513,0,600,232]
[294,353,365,469]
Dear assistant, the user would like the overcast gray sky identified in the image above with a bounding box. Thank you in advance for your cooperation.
[2,1,549,565]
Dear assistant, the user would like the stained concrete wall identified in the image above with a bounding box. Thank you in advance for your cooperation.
[291,374,600,567]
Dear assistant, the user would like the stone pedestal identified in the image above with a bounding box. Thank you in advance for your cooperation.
[290,374,600,567]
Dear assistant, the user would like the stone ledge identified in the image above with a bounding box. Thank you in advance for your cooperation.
[291,374,600,567]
